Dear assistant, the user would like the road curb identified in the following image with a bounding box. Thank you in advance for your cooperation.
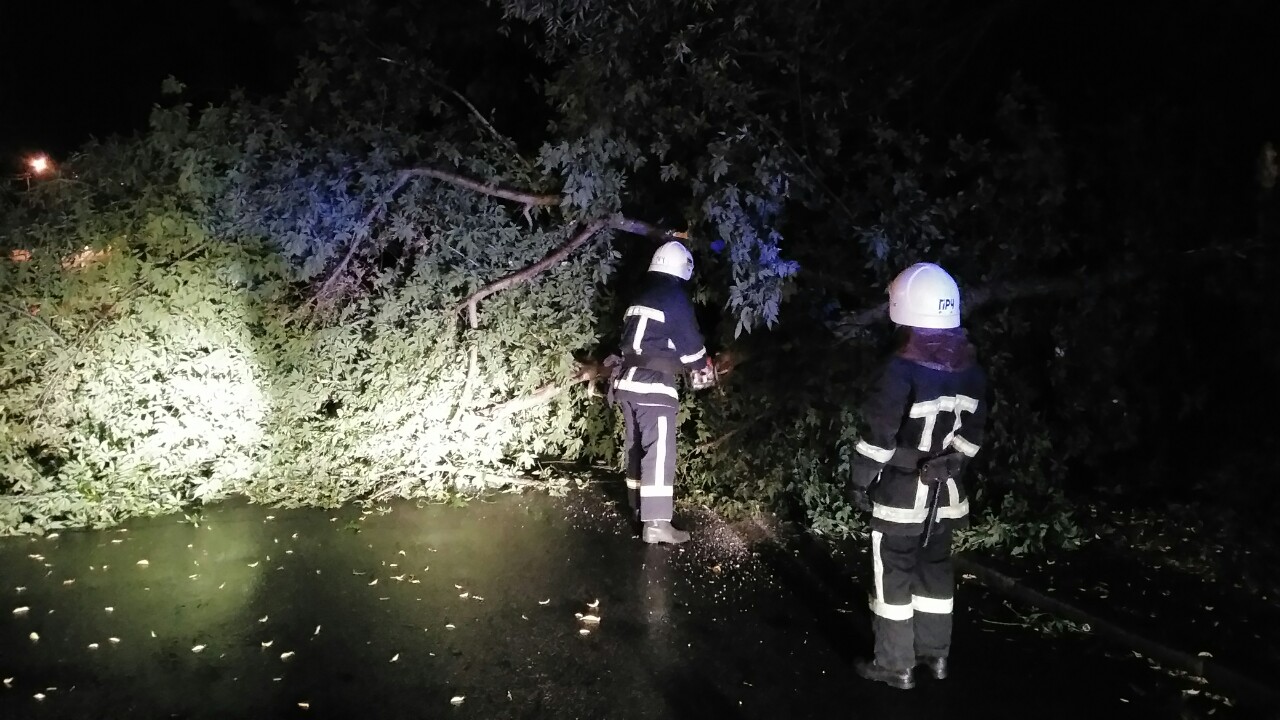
[953,556,1279,712]
[729,512,1279,713]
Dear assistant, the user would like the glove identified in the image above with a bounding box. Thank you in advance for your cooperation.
[847,461,878,513]
[688,357,717,391]
[846,485,873,513]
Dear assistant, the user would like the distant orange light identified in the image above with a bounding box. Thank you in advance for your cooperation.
[28,155,51,174]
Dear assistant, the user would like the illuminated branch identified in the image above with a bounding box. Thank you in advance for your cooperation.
[305,166,686,316]
[480,362,604,417]
[455,215,687,323]
[609,216,688,240]
[404,167,560,207]
[450,342,481,424]
[456,219,610,320]
[479,347,740,418]
[303,168,555,315]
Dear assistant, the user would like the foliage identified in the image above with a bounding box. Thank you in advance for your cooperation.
[3,0,1267,549]
[0,3,609,532]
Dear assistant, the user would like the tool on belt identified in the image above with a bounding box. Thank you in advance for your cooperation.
[919,453,964,548]
[604,353,716,404]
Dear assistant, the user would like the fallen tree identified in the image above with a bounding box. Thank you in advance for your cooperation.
[5,0,1264,550]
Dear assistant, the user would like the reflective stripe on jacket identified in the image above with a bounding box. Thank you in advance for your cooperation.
[611,273,707,408]
[851,331,988,536]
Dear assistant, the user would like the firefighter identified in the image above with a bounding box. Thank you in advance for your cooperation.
[846,262,988,690]
[610,240,717,545]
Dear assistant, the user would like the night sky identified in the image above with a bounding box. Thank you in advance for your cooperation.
[3,0,1279,236]
[0,1,299,165]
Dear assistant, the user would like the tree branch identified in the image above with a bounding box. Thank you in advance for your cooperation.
[455,218,611,318]
[833,267,1143,339]
[480,363,602,417]
[423,78,521,157]
[450,342,481,424]
[455,215,687,322]
[298,168,559,318]
[297,171,417,318]
[405,167,560,207]
[479,346,742,420]
[1,301,63,342]
[299,166,686,320]
[609,216,689,240]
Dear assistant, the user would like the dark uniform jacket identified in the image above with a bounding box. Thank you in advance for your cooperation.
[611,273,708,409]
[850,329,988,536]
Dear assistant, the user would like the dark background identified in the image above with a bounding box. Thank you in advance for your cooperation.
[5,1,1278,240]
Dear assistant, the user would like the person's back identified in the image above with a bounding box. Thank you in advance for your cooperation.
[847,263,989,690]
[612,272,706,407]
[610,241,715,545]
[859,330,986,534]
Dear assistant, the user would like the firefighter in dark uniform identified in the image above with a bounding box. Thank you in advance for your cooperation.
[846,262,988,690]
[610,240,717,544]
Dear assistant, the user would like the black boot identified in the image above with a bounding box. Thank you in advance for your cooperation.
[918,656,948,680]
[641,520,690,545]
[855,659,915,690]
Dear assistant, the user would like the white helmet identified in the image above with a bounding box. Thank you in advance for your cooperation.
[888,262,961,329]
[649,240,694,280]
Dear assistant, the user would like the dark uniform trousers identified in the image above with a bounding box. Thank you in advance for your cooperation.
[620,401,678,522]
[871,525,955,671]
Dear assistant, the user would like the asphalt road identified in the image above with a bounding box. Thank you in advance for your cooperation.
[0,487,1249,719]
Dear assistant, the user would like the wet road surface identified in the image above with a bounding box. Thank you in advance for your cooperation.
[0,488,1256,719]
